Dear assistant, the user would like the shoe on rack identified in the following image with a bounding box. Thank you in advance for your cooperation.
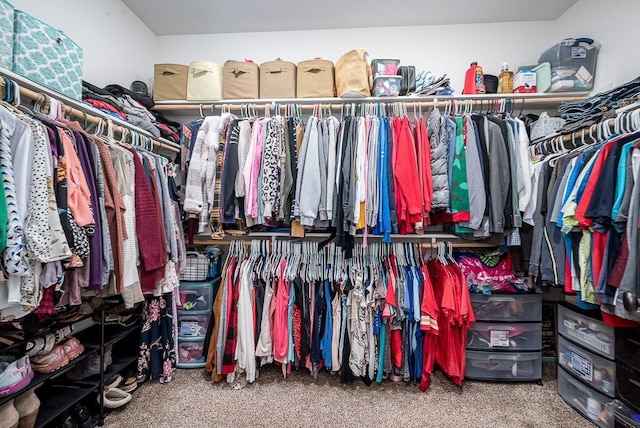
[105,374,122,390]
[0,356,34,397]
[57,410,77,428]
[30,346,69,374]
[0,399,19,428]
[120,376,138,393]
[60,338,84,361]
[70,403,92,428]
[99,387,131,409]
[13,388,39,428]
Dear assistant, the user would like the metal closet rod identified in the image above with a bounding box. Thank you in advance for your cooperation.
[0,70,181,153]
[154,93,587,113]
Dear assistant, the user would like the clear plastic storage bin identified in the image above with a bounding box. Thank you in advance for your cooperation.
[371,59,400,79]
[177,337,206,368]
[538,38,600,92]
[470,293,542,322]
[177,280,215,312]
[179,314,210,338]
[558,366,614,428]
[557,305,615,360]
[558,336,616,397]
[605,400,640,428]
[465,350,542,381]
[467,322,541,351]
[372,76,402,97]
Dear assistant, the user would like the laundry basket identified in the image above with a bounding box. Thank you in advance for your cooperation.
[180,251,211,282]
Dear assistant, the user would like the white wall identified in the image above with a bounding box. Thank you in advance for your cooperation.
[156,21,559,94]
[555,0,640,93]
[11,0,157,87]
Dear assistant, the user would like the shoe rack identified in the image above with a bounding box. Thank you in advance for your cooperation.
[0,303,143,428]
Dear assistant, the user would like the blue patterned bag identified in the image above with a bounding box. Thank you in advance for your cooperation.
[0,1,14,70]
[12,10,83,99]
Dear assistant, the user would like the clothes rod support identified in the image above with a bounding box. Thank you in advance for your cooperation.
[0,69,181,153]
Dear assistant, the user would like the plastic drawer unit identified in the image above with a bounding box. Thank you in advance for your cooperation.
[177,280,215,312]
[465,350,542,381]
[177,337,206,368]
[558,336,616,397]
[616,328,640,371]
[558,304,615,360]
[470,293,542,322]
[178,313,210,338]
[466,322,542,351]
[558,366,614,428]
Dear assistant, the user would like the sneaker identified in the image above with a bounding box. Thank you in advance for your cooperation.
[30,346,70,374]
[0,356,34,396]
[60,337,85,361]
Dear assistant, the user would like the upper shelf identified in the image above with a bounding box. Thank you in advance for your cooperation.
[153,92,589,116]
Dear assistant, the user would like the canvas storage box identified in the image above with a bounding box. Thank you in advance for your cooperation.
[223,60,259,99]
[153,63,188,101]
[13,10,83,99]
[260,59,296,99]
[296,59,335,98]
[0,1,14,70]
[335,48,371,98]
[187,60,223,101]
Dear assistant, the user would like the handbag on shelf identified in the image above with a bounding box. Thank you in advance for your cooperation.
[296,59,335,98]
[187,60,223,101]
[260,59,296,99]
[153,63,188,101]
[397,66,416,96]
[335,48,371,98]
[223,60,259,99]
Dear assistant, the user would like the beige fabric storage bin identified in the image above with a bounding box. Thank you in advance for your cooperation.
[260,59,296,99]
[153,63,188,101]
[297,59,335,98]
[187,60,223,101]
[223,60,259,99]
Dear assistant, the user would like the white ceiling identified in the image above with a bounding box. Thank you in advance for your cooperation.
[122,0,578,36]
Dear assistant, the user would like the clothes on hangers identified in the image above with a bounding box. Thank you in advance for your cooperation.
[0,102,187,328]
[182,106,534,253]
[204,240,473,392]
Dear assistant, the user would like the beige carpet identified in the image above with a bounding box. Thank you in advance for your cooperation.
[104,364,593,428]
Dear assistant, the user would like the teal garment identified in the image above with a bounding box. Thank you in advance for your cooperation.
[377,319,387,384]
[611,140,636,230]
[450,116,470,220]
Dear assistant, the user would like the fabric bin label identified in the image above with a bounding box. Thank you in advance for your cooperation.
[571,351,593,381]
[490,330,510,347]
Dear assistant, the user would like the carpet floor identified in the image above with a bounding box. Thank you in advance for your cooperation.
[103,364,594,428]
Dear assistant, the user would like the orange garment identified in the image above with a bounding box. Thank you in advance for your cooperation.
[60,130,94,227]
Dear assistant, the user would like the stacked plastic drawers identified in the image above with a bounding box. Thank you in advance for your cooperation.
[557,303,616,427]
[466,293,543,382]
[176,279,218,368]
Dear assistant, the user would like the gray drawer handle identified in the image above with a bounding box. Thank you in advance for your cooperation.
[630,378,640,388]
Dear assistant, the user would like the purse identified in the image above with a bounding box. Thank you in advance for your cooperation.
[223,60,259,99]
[153,63,188,101]
[297,59,335,98]
[397,66,416,95]
[260,59,296,99]
[335,48,371,98]
[187,60,223,101]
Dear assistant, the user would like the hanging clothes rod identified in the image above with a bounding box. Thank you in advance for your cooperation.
[0,68,181,153]
[531,100,640,149]
[154,93,587,113]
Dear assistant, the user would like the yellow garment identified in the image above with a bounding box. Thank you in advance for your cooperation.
[578,230,598,304]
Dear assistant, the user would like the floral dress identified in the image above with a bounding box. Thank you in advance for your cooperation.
[138,292,176,383]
